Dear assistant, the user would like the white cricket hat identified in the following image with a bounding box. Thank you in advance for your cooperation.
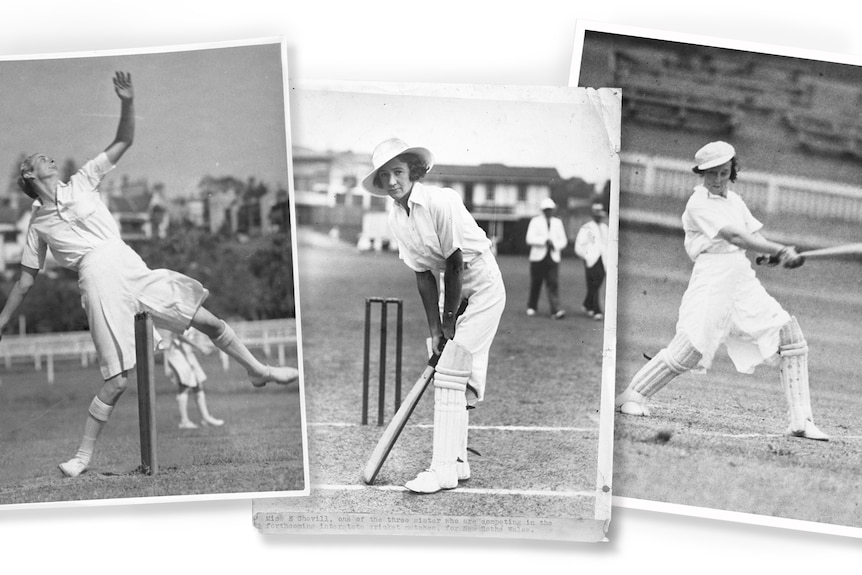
[540,197,557,211]
[361,138,435,196]
[693,141,735,170]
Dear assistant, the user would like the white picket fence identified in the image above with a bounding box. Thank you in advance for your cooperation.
[0,319,297,384]
[621,152,862,222]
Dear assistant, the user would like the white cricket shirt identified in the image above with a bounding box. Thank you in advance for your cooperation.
[388,182,492,273]
[22,153,121,272]
[682,185,762,262]
[525,214,568,262]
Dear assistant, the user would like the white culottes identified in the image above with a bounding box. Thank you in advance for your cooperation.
[452,250,506,401]
[676,251,790,374]
[166,341,207,389]
[78,239,210,380]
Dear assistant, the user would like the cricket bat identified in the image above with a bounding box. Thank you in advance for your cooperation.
[756,242,862,265]
[361,350,441,485]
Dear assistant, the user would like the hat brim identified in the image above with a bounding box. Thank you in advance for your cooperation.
[695,153,734,171]
[361,146,434,195]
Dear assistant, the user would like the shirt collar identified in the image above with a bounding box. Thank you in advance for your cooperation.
[697,184,728,199]
[396,181,428,211]
[408,181,428,206]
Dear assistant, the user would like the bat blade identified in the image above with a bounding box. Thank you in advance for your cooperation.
[361,359,438,485]
[800,243,862,260]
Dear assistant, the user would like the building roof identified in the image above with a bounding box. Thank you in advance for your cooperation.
[431,163,561,183]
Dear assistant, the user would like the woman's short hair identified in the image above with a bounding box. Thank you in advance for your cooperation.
[692,157,739,182]
[17,155,39,200]
[372,152,430,188]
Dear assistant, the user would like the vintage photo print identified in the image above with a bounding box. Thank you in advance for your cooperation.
[572,20,862,539]
[0,39,308,508]
[252,81,620,542]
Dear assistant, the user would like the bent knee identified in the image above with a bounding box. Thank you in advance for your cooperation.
[100,372,130,403]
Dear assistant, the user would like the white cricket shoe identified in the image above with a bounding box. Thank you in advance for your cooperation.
[618,401,650,417]
[787,420,829,441]
[250,366,300,387]
[526,308,536,317]
[178,420,199,429]
[404,468,458,494]
[201,415,225,427]
[58,457,88,478]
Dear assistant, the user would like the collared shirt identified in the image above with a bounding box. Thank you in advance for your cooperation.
[388,181,492,273]
[525,214,568,263]
[682,185,762,262]
[574,219,608,267]
[22,152,121,271]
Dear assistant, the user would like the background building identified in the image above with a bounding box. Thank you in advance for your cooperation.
[291,146,601,254]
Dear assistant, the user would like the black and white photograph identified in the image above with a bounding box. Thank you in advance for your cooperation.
[2,2,862,573]
[0,39,307,507]
[252,81,620,542]
[572,21,862,539]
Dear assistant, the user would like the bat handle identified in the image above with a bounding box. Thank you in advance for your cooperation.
[755,254,779,266]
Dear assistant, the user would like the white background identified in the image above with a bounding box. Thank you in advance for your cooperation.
[1,1,861,572]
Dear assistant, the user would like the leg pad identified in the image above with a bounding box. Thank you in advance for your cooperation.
[615,332,701,414]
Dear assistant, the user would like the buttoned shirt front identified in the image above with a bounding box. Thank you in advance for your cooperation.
[574,219,608,267]
[387,182,492,273]
[22,153,121,272]
[525,214,568,263]
[682,185,762,262]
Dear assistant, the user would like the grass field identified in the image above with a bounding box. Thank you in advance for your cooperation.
[0,338,305,506]
[614,226,862,529]
[253,227,610,537]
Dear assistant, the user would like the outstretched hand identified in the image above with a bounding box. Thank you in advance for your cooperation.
[113,71,134,101]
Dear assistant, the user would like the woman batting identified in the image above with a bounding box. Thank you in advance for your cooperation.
[0,72,299,477]
[362,138,506,494]
[615,141,828,441]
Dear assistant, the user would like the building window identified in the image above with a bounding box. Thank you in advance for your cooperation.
[485,183,496,202]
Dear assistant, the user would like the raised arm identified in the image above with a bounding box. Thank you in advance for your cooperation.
[0,266,40,340]
[104,71,135,165]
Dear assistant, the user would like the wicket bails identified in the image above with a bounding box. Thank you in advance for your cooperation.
[362,297,403,426]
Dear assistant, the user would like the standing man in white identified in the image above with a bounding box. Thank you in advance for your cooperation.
[574,199,609,320]
[525,197,568,319]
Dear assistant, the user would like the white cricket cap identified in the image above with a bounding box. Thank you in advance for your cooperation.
[694,141,735,170]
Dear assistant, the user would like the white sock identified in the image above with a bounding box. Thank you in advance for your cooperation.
[212,322,266,376]
[75,397,113,465]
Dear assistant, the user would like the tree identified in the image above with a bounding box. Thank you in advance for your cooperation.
[135,223,294,321]
[247,231,295,318]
